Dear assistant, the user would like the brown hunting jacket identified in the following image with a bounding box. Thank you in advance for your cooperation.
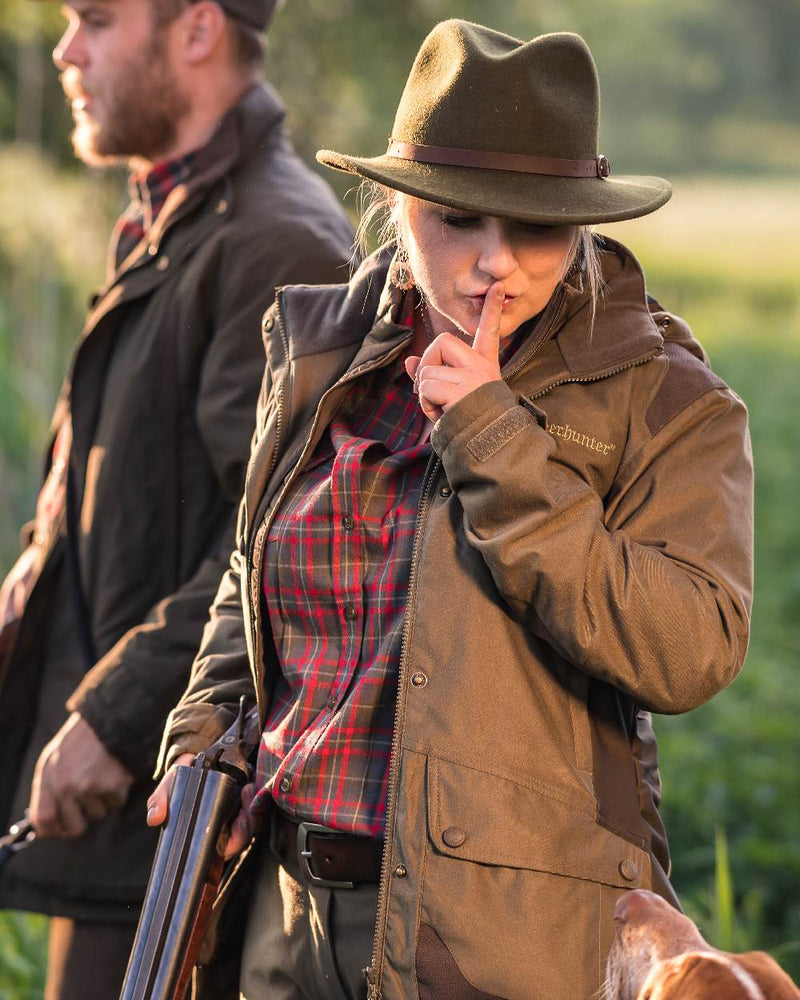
[163,239,753,999]
[0,82,353,918]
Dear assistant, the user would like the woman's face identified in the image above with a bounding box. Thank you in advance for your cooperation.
[399,195,577,341]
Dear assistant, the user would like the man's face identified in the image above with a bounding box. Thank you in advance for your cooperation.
[54,0,190,166]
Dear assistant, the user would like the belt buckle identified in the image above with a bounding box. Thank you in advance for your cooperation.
[296,821,355,890]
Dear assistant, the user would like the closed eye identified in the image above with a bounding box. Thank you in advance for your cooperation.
[441,214,481,229]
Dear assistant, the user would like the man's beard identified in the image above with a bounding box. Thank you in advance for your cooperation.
[62,31,190,167]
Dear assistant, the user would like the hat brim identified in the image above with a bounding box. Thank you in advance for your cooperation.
[317,149,671,225]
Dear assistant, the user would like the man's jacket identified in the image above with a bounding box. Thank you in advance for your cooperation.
[0,82,353,917]
[163,241,753,999]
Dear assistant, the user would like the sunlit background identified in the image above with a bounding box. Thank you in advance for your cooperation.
[1,0,798,992]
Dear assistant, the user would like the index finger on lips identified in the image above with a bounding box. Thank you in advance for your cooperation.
[472,281,504,360]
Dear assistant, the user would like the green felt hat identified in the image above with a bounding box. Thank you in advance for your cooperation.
[317,20,671,225]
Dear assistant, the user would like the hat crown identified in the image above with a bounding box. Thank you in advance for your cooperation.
[392,21,600,161]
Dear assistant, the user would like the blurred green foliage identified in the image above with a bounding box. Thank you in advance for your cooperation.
[1,0,799,992]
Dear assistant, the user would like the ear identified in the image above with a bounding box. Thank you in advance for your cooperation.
[176,0,227,65]
[643,953,755,1000]
[734,952,800,999]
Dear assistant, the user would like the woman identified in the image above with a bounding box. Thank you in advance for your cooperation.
[149,20,753,1000]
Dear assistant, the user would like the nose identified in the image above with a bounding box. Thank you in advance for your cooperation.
[476,220,518,282]
[614,889,659,925]
[53,21,85,71]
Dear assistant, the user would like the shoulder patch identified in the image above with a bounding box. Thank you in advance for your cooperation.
[646,341,726,437]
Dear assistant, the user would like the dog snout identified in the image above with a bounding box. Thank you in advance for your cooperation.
[614,888,660,926]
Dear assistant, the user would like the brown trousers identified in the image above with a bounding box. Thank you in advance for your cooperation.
[240,841,378,1000]
[45,916,137,1000]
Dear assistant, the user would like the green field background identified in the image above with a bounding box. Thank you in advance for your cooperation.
[1,0,799,994]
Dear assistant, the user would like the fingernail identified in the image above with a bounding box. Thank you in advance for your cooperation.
[146,805,156,822]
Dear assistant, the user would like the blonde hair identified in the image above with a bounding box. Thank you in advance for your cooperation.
[355,180,606,329]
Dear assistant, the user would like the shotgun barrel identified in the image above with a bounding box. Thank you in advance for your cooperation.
[119,699,254,1000]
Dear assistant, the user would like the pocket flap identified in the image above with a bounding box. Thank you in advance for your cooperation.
[427,755,649,889]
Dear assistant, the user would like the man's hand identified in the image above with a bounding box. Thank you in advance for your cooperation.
[147,754,258,860]
[405,281,505,421]
[29,712,134,838]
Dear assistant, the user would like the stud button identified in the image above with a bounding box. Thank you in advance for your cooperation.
[442,826,466,848]
[619,859,639,882]
[410,671,427,689]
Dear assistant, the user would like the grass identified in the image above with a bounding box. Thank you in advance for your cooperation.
[0,911,47,1000]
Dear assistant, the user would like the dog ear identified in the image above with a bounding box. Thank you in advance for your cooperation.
[644,953,756,1000]
[734,952,800,1000]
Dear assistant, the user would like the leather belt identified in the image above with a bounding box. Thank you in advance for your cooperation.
[270,809,384,889]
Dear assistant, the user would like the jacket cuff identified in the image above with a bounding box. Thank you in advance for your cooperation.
[68,664,164,778]
[431,380,544,465]
[155,704,234,778]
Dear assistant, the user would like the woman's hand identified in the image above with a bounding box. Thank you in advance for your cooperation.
[405,281,504,421]
[146,754,258,860]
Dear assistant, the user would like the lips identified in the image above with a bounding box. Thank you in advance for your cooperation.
[469,293,518,312]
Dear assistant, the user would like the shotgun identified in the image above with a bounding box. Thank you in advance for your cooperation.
[119,697,257,1000]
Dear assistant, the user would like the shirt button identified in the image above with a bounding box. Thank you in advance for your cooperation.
[279,776,293,794]
[342,515,355,530]
[410,671,428,689]
[442,826,466,848]
[619,859,639,882]
[439,485,452,498]
[343,604,357,621]
[155,255,170,271]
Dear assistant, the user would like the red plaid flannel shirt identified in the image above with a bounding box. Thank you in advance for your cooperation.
[110,152,196,270]
[254,309,528,836]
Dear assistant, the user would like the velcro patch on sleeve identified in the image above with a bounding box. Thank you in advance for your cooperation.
[467,405,534,462]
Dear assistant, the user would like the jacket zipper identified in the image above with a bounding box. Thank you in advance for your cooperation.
[524,346,664,403]
[246,298,291,720]
[365,453,440,1000]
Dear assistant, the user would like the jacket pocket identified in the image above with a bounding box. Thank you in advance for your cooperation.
[416,754,651,1000]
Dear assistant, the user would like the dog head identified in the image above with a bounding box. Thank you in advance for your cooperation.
[605,890,800,1000]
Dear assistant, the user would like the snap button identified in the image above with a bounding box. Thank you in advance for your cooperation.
[215,198,229,215]
[660,316,672,329]
[442,826,466,848]
[263,315,275,333]
[155,255,170,271]
[393,864,408,879]
[279,776,293,793]
[410,671,427,689]
[439,486,452,498]
[619,859,639,882]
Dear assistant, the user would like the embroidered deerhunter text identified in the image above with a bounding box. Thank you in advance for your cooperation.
[547,422,616,455]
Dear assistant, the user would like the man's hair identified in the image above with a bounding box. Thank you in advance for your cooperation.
[150,0,265,71]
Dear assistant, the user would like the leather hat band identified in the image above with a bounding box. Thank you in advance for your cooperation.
[387,139,611,179]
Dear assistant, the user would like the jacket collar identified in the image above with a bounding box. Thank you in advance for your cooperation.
[277,236,663,385]
[108,81,287,280]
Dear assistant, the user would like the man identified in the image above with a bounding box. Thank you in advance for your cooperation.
[0,0,353,995]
